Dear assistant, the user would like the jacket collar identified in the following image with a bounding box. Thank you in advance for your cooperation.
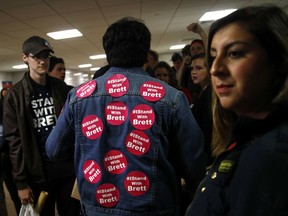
[233,102,288,146]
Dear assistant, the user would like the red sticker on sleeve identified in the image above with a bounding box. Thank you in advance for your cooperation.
[96,183,120,208]
[82,115,104,140]
[103,150,127,174]
[76,80,96,98]
[124,171,150,196]
[106,74,129,97]
[130,104,155,130]
[125,130,150,155]
[140,81,165,102]
[105,101,128,125]
[83,160,102,184]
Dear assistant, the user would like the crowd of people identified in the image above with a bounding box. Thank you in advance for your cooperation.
[0,3,288,216]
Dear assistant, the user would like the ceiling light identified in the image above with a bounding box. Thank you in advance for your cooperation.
[78,64,92,68]
[12,64,28,69]
[90,67,100,71]
[47,29,83,40]
[169,44,186,50]
[89,54,106,60]
[74,73,82,76]
[199,9,237,22]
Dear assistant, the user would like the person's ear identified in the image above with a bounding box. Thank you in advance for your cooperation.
[22,53,28,63]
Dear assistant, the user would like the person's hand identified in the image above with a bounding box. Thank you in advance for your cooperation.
[187,22,204,34]
[183,55,191,65]
[18,187,34,204]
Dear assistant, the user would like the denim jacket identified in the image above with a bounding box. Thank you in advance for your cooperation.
[46,67,206,216]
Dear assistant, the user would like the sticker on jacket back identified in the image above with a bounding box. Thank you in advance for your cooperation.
[76,80,97,98]
[103,150,127,174]
[105,101,128,125]
[124,170,150,196]
[125,130,150,155]
[83,160,102,184]
[106,74,129,97]
[140,81,166,102]
[82,115,104,140]
[96,183,120,207]
[130,104,155,130]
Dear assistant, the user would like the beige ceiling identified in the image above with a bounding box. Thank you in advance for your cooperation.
[0,0,287,74]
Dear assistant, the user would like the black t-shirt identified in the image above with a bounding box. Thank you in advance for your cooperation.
[29,77,74,180]
[30,82,56,161]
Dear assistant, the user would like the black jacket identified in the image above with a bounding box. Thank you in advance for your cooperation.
[186,103,288,216]
[3,72,72,189]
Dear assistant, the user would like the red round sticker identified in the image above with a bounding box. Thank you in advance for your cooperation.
[96,183,120,208]
[76,80,96,98]
[82,115,104,140]
[124,171,150,196]
[103,150,127,174]
[105,101,128,125]
[106,74,129,97]
[83,160,102,184]
[125,130,150,155]
[140,81,165,102]
[130,104,155,130]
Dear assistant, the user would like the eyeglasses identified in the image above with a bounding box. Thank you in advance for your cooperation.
[28,53,51,61]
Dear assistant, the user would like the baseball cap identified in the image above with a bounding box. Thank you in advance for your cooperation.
[22,36,54,55]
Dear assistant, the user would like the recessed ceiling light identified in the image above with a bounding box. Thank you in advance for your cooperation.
[169,44,186,50]
[47,29,83,40]
[74,73,82,76]
[90,67,100,71]
[78,64,92,68]
[199,9,237,22]
[89,54,106,60]
[12,64,28,69]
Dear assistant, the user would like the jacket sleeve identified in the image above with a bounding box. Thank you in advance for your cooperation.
[172,91,207,193]
[46,92,75,160]
[3,90,29,189]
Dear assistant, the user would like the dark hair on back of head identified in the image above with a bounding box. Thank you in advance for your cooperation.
[103,16,151,67]
[148,50,159,61]
[49,56,64,72]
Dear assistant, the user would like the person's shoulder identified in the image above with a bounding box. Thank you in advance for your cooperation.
[238,124,288,165]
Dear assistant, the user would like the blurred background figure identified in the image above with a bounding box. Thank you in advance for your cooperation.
[153,61,192,104]
[145,49,159,77]
[0,87,21,215]
[0,88,8,216]
[190,53,213,164]
[187,22,207,57]
[171,52,183,74]
[48,56,67,81]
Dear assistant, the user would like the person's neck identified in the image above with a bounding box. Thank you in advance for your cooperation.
[29,72,46,85]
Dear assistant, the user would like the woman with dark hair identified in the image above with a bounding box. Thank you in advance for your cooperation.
[186,4,288,216]
[153,61,192,104]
